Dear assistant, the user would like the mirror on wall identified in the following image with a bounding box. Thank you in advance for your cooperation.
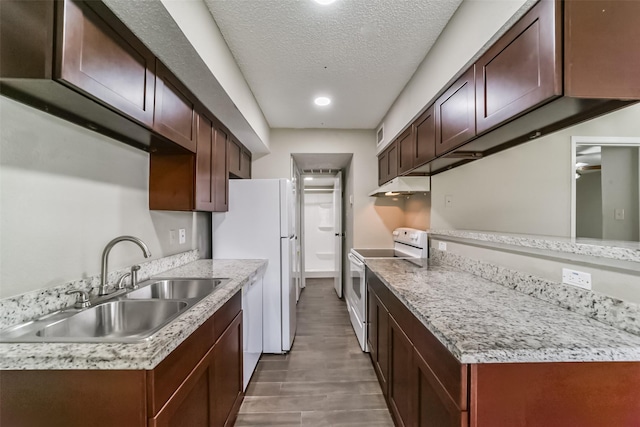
[571,137,640,242]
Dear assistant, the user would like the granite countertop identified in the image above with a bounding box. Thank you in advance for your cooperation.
[428,229,640,263]
[0,259,267,370]
[365,258,640,364]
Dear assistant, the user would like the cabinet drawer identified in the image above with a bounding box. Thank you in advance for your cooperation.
[366,268,389,309]
[412,318,468,411]
[214,291,242,343]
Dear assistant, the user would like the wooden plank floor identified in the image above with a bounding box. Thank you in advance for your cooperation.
[235,278,394,426]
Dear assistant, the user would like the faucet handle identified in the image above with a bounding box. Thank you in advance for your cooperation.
[130,265,141,289]
[116,272,132,290]
[66,290,91,309]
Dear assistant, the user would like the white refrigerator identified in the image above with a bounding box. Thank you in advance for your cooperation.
[212,179,297,354]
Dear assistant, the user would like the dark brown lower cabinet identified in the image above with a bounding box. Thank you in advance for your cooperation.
[366,269,640,427]
[388,315,413,427]
[0,292,243,427]
[413,350,467,427]
[367,284,390,396]
[212,313,243,427]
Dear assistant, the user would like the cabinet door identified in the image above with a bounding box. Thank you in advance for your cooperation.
[565,0,640,99]
[150,347,215,427]
[240,148,252,179]
[387,142,398,181]
[154,60,197,152]
[368,289,390,396]
[228,138,242,178]
[57,0,155,127]
[367,284,377,362]
[213,312,243,427]
[388,315,413,427]
[196,115,215,212]
[414,105,436,167]
[413,350,467,427]
[397,127,416,175]
[435,67,476,156]
[213,127,229,211]
[475,0,561,135]
[377,151,388,186]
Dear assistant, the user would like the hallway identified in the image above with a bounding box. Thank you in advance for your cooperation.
[235,278,394,426]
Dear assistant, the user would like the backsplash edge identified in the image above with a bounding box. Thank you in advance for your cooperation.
[431,249,640,337]
[0,250,200,330]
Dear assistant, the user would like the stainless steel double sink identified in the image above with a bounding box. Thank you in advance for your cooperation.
[0,278,229,343]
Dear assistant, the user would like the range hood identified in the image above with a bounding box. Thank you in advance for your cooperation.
[368,177,430,197]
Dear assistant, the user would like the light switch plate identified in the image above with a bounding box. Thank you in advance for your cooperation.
[169,229,177,245]
[179,228,186,245]
[438,242,447,251]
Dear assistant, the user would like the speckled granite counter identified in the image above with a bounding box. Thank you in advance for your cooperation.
[365,258,640,364]
[429,229,640,263]
[0,259,267,370]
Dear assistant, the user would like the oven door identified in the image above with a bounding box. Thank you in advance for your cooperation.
[347,253,368,352]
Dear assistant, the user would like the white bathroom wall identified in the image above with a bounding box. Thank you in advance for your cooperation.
[303,191,336,277]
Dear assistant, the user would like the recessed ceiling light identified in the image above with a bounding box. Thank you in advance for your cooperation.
[314,0,336,5]
[314,97,331,106]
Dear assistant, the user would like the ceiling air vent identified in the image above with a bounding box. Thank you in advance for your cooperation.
[376,124,384,147]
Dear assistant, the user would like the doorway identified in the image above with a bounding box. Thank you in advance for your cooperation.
[302,170,343,297]
[291,154,352,300]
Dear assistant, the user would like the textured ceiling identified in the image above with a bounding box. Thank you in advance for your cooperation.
[204,0,463,129]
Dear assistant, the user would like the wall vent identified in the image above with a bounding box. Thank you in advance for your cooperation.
[376,124,384,147]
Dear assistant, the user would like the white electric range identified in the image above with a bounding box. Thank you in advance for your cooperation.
[346,228,429,352]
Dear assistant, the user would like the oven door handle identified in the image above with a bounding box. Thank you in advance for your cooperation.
[348,253,365,269]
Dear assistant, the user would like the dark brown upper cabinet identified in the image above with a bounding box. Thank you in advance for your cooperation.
[153,61,197,153]
[435,67,476,157]
[377,141,398,186]
[0,0,160,150]
[228,138,252,179]
[414,105,437,168]
[475,0,561,135]
[150,113,230,212]
[394,0,638,176]
[56,0,156,128]
[397,127,415,176]
[195,115,229,212]
[564,0,640,99]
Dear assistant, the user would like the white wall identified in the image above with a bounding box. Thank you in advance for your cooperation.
[160,0,270,151]
[0,97,207,298]
[378,0,533,149]
[430,104,640,236]
[253,129,405,249]
[601,147,640,241]
[576,172,603,239]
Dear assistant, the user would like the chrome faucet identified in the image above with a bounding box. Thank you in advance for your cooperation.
[99,236,151,295]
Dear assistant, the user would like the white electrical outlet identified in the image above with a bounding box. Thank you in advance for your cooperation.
[562,268,592,290]
[438,241,447,251]
[179,228,186,245]
[169,229,177,245]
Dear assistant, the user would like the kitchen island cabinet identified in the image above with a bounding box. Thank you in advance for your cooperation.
[365,261,640,427]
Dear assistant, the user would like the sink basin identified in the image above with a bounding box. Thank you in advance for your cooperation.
[0,278,230,343]
[36,300,188,341]
[126,279,228,300]
[0,300,188,343]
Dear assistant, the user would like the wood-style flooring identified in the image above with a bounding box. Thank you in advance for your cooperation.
[235,278,393,426]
